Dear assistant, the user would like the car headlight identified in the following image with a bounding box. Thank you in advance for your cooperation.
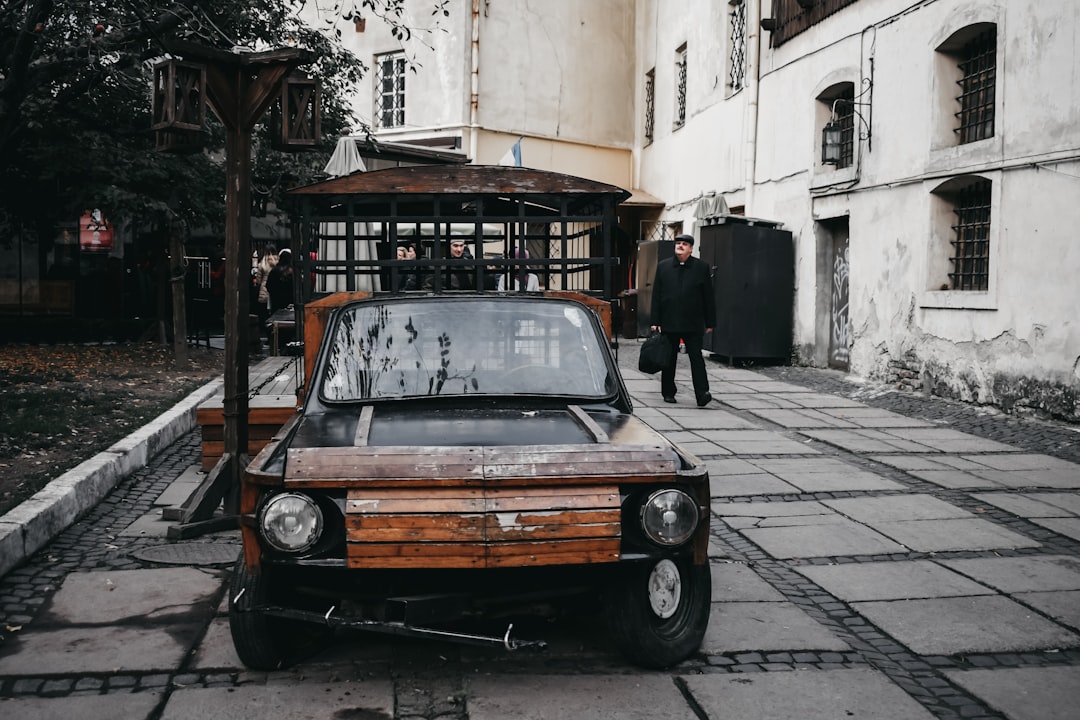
[259,493,323,553]
[640,489,699,547]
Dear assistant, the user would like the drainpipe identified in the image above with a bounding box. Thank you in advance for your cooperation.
[468,0,481,163]
[743,0,762,213]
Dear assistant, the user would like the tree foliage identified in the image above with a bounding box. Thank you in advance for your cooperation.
[0,0,446,236]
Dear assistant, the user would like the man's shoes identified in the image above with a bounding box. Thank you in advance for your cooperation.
[696,392,712,407]
[663,395,676,404]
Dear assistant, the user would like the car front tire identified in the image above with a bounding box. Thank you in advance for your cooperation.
[228,556,330,670]
[604,556,711,669]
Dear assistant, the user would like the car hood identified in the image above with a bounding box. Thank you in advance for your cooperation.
[288,406,668,449]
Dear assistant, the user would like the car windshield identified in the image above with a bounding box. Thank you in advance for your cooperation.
[319,298,615,401]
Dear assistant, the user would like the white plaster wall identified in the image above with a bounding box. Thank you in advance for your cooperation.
[633,0,746,228]
[748,0,1080,414]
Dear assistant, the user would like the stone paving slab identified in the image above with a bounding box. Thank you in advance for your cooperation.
[711,562,787,601]
[190,615,242,669]
[715,394,803,410]
[659,408,760,429]
[767,392,868,409]
[0,624,201,675]
[885,428,1019,453]
[940,556,1080,592]
[118,510,172,538]
[0,692,164,720]
[943,666,1080,720]
[975,468,1080,489]
[796,559,996,601]
[874,518,1042,552]
[683,668,938,720]
[966,454,1080,471]
[40,567,222,624]
[802,429,936,453]
[818,407,936,427]
[701,601,850,653]
[714,499,834,517]
[466,673,697,720]
[852,596,1080,654]
[776,469,906,493]
[153,464,203,507]
[822,494,972,522]
[161,681,396,720]
[971,492,1080,518]
[1014,590,1080,630]
[710,473,799,497]
[727,380,812,394]
[909,470,1002,489]
[678,441,732,457]
[705,457,769,476]
[740,519,908,559]
[749,408,861,428]
[696,429,821,454]
[1031,517,1080,541]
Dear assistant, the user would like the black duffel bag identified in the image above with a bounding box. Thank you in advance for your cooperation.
[638,332,673,374]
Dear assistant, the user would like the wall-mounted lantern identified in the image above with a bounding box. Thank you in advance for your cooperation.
[821,119,844,165]
[821,63,875,166]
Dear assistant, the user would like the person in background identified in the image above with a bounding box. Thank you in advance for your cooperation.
[254,243,278,328]
[396,244,419,291]
[267,248,294,313]
[423,239,475,290]
[649,233,715,407]
[497,248,540,292]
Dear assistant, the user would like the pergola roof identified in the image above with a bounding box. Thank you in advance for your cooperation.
[288,165,631,203]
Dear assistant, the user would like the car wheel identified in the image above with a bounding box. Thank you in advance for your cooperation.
[228,556,330,670]
[604,557,711,669]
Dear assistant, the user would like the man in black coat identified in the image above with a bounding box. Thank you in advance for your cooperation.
[650,234,715,406]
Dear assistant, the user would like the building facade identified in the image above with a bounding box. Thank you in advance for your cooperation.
[327,0,1080,421]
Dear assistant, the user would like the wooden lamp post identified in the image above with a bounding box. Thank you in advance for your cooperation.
[152,40,320,533]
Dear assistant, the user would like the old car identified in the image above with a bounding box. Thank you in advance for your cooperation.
[229,290,711,670]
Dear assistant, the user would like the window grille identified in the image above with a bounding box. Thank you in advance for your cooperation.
[948,179,991,291]
[729,1,746,92]
[833,88,856,169]
[674,45,687,129]
[645,70,655,143]
[374,51,406,129]
[955,28,995,144]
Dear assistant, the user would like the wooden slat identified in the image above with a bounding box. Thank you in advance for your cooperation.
[345,486,618,514]
[346,513,618,543]
[352,405,374,447]
[347,537,620,569]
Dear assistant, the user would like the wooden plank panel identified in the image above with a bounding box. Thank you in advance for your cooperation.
[347,542,485,569]
[345,486,618,514]
[346,538,620,569]
[348,494,486,514]
[347,514,487,542]
[346,514,618,543]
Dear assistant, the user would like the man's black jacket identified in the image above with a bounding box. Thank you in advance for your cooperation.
[650,255,716,334]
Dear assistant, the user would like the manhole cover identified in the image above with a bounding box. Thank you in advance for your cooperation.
[133,542,239,566]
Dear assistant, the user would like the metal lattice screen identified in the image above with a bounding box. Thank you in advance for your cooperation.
[956,28,996,144]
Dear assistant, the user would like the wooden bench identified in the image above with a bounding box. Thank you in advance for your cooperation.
[196,355,302,470]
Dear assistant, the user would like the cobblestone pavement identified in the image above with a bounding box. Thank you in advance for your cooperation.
[1,344,1078,719]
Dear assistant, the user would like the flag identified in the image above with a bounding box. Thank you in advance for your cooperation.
[498,136,523,167]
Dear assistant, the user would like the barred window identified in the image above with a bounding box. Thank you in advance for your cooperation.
[374,51,406,129]
[645,69,655,144]
[948,179,991,291]
[729,0,746,93]
[955,28,996,144]
[674,44,687,129]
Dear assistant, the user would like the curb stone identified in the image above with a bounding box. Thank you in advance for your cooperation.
[0,377,223,577]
